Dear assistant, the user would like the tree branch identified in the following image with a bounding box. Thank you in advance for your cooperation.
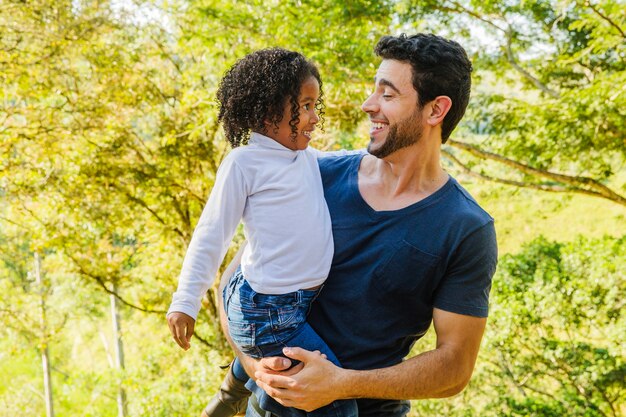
[599,387,618,417]
[111,183,187,240]
[585,1,626,38]
[193,331,215,348]
[445,1,508,34]
[443,149,576,193]
[446,140,626,206]
[495,351,528,397]
[503,33,561,99]
[520,377,568,404]
[151,34,184,75]
[0,215,32,230]
[0,308,39,340]
[435,1,561,98]
[64,252,167,314]
[443,149,614,200]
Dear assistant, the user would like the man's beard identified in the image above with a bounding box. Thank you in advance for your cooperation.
[368,111,423,159]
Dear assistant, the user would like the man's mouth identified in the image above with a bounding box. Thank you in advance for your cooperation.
[371,121,388,133]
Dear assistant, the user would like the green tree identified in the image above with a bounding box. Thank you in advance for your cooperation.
[407,234,625,417]
[2,1,625,415]
[483,235,625,416]
[0,0,220,341]
[399,0,626,205]
[0,0,395,351]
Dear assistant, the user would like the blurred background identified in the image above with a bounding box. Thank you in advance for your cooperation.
[1,0,624,416]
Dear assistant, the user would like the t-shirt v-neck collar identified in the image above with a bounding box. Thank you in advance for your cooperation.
[350,154,454,217]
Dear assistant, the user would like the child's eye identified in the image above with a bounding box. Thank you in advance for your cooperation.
[303,103,311,110]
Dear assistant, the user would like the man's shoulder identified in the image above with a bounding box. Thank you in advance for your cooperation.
[444,178,494,226]
[317,151,363,172]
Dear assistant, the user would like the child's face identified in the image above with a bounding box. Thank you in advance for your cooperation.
[266,76,320,151]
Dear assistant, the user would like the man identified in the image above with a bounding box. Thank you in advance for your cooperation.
[210,32,497,417]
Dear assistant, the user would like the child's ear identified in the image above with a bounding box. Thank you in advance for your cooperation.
[263,117,277,127]
[261,119,272,131]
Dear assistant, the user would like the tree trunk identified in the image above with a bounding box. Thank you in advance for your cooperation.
[35,253,55,417]
[110,283,128,417]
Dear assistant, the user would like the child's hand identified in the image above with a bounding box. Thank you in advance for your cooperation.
[167,311,195,350]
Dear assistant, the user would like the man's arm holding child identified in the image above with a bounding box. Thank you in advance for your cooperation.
[253,308,486,411]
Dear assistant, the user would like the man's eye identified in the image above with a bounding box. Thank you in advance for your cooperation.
[382,94,393,99]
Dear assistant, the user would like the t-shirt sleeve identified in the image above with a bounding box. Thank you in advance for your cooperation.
[167,153,248,320]
[433,221,498,317]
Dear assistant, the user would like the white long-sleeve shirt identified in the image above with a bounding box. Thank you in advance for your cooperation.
[168,132,334,320]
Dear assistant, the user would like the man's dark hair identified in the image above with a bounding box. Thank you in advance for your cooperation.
[374,33,472,143]
[217,47,324,148]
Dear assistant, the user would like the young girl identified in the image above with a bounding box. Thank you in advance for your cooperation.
[167,48,358,417]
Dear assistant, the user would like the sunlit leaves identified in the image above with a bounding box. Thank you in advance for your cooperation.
[485,235,625,416]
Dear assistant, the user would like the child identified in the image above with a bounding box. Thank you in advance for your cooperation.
[167,48,358,417]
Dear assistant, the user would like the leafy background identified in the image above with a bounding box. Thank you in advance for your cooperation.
[1,0,624,416]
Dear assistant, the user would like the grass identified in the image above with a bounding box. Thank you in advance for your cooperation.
[463,180,626,255]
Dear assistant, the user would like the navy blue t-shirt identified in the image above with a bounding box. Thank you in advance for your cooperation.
[308,154,498,416]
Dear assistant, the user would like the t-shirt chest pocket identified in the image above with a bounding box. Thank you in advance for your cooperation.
[373,240,441,296]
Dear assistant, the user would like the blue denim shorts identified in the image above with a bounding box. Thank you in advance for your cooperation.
[223,268,322,359]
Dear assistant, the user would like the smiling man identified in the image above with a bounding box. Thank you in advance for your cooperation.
[217,33,498,417]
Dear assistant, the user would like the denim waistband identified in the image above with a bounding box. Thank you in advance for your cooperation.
[228,267,323,306]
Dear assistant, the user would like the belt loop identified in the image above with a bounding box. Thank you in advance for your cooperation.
[312,284,323,302]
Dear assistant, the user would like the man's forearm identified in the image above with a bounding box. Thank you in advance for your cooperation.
[339,346,472,401]
[338,311,485,401]
[346,309,487,399]
[220,304,253,370]
[255,310,486,411]
[253,342,476,412]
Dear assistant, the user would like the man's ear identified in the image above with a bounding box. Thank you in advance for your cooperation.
[426,96,452,127]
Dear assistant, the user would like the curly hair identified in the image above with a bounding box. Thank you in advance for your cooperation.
[217,48,325,148]
[374,34,472,143]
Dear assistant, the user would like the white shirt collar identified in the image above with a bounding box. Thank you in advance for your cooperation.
[250,132,298,153]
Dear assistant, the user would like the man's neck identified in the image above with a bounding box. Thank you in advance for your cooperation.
[358,140,448,212]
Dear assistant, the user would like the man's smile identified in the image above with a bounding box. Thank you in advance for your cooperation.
[370,120,389,136]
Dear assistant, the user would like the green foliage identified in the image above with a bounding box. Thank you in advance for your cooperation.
[400,0,626,202]
[183,0,393,132]
[409,234,625,417]
[483,235,625,416]
[2,0,625,415]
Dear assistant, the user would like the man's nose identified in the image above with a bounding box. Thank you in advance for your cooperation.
[361,93,378,113]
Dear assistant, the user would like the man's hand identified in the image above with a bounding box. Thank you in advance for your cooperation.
[167,311,195,350]
[237,353,303,380]
[254,347,345,412]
